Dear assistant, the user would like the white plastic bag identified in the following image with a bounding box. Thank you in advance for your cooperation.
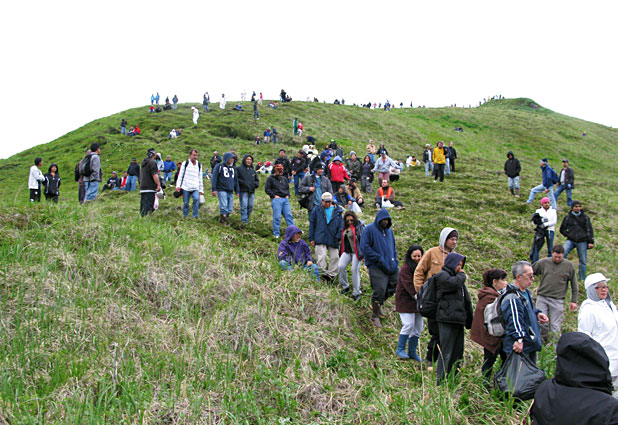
[381,196,394,208]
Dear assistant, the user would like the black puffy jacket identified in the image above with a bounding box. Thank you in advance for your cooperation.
[560,211,594,244]
[435,265,473,328]
[531,332,618,425]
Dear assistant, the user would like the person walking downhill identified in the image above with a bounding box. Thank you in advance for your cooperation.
[360,155,374,193]
[423,144,434,177]
[530,197,557,263]
[372,152,397,183]
[338,211,365,301]
[211,152,239,225]
[28,157,45,202]
[309,192,343,282]
[176,149,204,219]
[504,151,521,197]
[554,159,575,207]
[265,164,295,238]
[299,163,334,216]
[236,154,259,227]
[526,158,557,209]
[560,200,594,282]
[432,141,447,182]
[360,209,399,328]
[395,245,425,361]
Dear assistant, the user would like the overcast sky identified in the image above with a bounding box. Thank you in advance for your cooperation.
[1,0,616,159]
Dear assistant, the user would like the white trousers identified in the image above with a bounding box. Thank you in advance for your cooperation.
[338,252,361,296]
[399,312,424,337]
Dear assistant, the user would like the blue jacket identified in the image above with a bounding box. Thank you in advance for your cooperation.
[211,152,239,193]
[541,165,556,189]
[309,205,344,248]
[163,160,176,172]
[360,209,398,273]
[501,283,543,354]
[277,225,314,265]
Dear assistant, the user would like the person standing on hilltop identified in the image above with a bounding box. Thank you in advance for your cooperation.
[83,143,102,202]
[414,227,459,365]
[191,106,199,126]
[28,157,45,202]
[203,92,210,112]
[172,94,178,110]
[554,159,575,207]
[139,148,162,217]
[526,158,557,209]
[504,151,521,197]
[360,208,399,328]
[211,152,239,225]
[220,94,226,110]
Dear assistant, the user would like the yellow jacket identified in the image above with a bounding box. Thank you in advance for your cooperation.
[432,147,446,164]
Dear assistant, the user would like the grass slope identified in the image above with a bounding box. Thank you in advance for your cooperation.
[0,99,617,424]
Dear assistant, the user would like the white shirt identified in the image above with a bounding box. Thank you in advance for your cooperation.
[177,160,204,192]
[535,206,557,232]
[579,298,618,378]
[28,165,45,189]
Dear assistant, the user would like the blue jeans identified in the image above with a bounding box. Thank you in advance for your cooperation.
[531,230,554,263]
[293,172,305,195]
[425,161,433,176]
[126,175,137,192]
[163,171,173,183]
[217,191,234,215]
[508,176,520,189]
[183,189,200,218]
[368,154,376,163]
[279,260,320,281]
[564,240,588,282]
[554,184,573,207]
[84,181,99,201]
[239,192,254,223]
[272,134,277,143]
[445,158,451,175]
[527,184,556,209]
[271,197,294,237]
[121,126,126,135]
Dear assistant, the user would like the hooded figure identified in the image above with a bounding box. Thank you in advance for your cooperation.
[504,151,521,196]
[236,154,260,225]
[531,332,618,424]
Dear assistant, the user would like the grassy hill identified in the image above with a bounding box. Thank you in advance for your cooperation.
[0,99,617,424]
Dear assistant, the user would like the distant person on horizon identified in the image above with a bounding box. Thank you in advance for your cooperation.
[28,157,45,202]
[172,95,178,110]
[220,94,226,110]
[203,92,210,112]
[504,151,521,197]
[120,118,127,135]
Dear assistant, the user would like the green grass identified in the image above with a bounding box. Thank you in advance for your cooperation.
[0,98,617,423]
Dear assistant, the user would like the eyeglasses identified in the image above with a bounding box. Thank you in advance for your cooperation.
[595,285,609,290]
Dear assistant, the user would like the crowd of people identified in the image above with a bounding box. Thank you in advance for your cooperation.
[24,95,616,414]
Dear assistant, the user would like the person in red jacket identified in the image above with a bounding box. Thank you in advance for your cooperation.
[328,155,349,193]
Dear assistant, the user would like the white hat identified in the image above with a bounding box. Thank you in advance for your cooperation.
[584,273,610,289]
[321,192,333,201]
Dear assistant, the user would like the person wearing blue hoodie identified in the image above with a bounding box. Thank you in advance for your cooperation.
[434,252,473,384]
[277,225,319,281]
[526,158,557,209]
[360,208,399,328]
[162,156,176,184]
[309,192,344,281]
[501,260,549,365]
[211,152,239,224]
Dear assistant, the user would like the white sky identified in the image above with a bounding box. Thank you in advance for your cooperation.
[1,0,616,159]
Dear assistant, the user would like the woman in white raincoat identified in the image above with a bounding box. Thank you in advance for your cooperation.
[191,107,199,125]
[578,272,618,397]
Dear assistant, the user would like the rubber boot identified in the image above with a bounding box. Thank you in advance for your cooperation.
[396,334,410,359]
[407,336,423,362]
[377,303,386,319]
[371,301,382,328]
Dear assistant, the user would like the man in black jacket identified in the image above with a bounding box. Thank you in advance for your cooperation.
[504,151,521,197]
[265,164,295,238]
[554,158,575,207]
[531,332,618,425]
[209,151,222,170]
[126,158,140,192]
[290,150,308,195]
[560,200,594,281]
[447,141,457,173]
[236,154,259,227]
[274,149,292,178]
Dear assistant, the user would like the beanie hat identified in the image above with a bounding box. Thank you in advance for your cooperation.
[447,230,459,240]
[571,200,581,208]
[540,197,550,204]
[540,158,549,165]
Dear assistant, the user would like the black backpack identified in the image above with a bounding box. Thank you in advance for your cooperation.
[297,176,314,209]
[78,153,93,178]
[417,275,438,319]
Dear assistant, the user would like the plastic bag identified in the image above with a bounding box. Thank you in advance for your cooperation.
[381,197,394,208]
[350,202,362,214]
[494,351,546,400]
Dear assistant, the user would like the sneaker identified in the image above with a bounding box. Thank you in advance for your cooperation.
[352,294,361,301]
[340,287,350,294]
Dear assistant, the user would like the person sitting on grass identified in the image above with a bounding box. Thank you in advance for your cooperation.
[278,225,319,281]
[233,103,244,111]
[102,171,120,192]
[335,184,354,209]
[374,179,404,209]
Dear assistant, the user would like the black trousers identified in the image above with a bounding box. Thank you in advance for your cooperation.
[30,188,41,202]
[482,347,506,385]
[78,183,86,204]
[426,318,440,363]
[434,164,445,181]
[450,159,456,172]
[368,268,398,304]
[436,322,464,384]
[45,194,59,203]
[140,192,156,216]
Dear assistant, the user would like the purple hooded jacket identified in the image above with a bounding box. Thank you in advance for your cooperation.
[278,225,314,265]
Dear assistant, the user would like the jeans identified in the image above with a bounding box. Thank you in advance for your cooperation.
[84,181,99,201]
[368,154,375,163]
[279,260,320,281]
[339,253,361,296]
[254,110,259,119]
[121,126,126,135]
[531,230,554,263]
[272,134,277,143]
[271,197,294,237]
[445,158,451,175]
[239,192,255,223]
[425,160,433,176]
[183,189,200,218]
[163,171,173,183]
[508,176,520,189]
[293,172,305,195]
[564,240,588,281]
[126,175,137,192]
[554,184,573,207]
[527,184,556,209]
[217,191,234,215]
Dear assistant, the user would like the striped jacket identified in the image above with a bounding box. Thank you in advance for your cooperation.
[501,283,543,354]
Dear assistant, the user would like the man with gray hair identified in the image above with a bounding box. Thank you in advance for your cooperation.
[501,260,549,364]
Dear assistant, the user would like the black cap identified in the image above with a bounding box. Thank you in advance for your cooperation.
[315,162,324,170]
[562,158,569,163]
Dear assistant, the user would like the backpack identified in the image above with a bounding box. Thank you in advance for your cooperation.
[297,176,314,209]
[484,287,521,337]
[550,167,560,185]
[74,161,81,182]
[417,275,438,319]
[78,153,93,178]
